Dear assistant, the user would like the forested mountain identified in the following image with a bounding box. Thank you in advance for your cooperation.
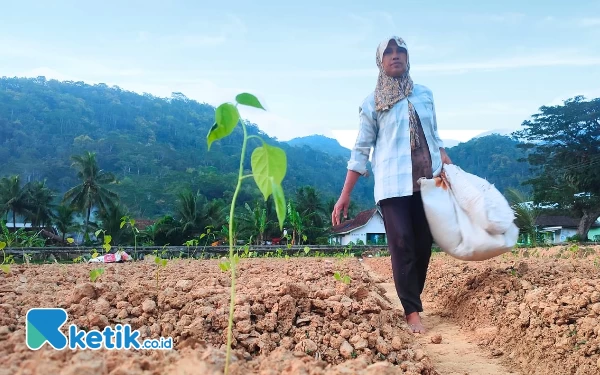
[0,77,376,219]
[286,135,351,159]
[0,76,532,227]
[446,134,532,195]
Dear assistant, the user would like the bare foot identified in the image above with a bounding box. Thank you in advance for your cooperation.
[406,312,426,334]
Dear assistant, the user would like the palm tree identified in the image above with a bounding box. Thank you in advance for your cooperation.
[506,188,541,245]
[173,189,202,238]
[0,175,31,228]
[63,151,119,238]
[54,204,79,242]
[240,200,271,245]
[24,180,56,228]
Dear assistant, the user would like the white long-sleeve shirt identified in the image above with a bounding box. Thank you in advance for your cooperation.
[347,84,445,204]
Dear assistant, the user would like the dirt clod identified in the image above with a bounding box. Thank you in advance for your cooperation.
[430,334,442,344]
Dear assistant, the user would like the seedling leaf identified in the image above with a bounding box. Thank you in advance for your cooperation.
[104,235,112,244]
[207,103,240,150]
[66,238,74,244]
[304,246,310,254]
[95,229,102,237]
[102,243,111,252]
[219,261,231,272]
[235,93,265,110]
[90,268,104,282]
[0,264,10,274]
[334,272,341,281]
[251,143,287,200]
[342,275,351,284]
[271,180,286,230]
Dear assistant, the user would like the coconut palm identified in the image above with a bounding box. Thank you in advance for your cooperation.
[63,151,119,238]
[506,188,541,245]
[54,204,80,242]
[0,175,30,228]
[24,179,56,228]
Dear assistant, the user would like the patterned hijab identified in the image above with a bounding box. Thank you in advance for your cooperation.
[374,36,420,149]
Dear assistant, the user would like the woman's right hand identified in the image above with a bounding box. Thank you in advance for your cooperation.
[331,194,350,226]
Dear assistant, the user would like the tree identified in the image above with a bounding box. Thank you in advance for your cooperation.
[63,151,119,238]
[513,95,600,239]
[54,204,79,242]
[0,175,30,228]
[505,188,541,245]
[24,180,56,228]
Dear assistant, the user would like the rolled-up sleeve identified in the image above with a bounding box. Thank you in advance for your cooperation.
[347,97,377,175]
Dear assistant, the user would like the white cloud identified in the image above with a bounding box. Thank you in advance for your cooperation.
[462,12,525,25]
[547,89,600,106]
[279,54,600,78]
[157,13,247,48]
[579,18,600,27]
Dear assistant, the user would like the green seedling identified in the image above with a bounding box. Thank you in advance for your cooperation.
[95,229,112,253]
[120,215,139,260]
[334,271,352,284]
[154,255,168,307]
[90,268,104,282]
[0,241,14,274]
[207,92,287,374]
[304,246,310,255]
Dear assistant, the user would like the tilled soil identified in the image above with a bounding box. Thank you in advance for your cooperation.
[0,257,438,375]
[365,245,600,375]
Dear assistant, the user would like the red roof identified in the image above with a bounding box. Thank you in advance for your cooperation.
[133,219,154,230]
[331,208,378,234]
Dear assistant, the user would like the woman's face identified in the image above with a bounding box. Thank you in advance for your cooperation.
[381,39,408,77]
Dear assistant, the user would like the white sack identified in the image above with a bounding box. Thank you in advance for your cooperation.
[418,165,519,261]
[443,164,515,235]
[88,250,131,263]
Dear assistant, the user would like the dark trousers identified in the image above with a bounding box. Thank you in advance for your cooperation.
[378,192,433,316]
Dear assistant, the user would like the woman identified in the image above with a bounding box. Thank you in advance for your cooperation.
[331,36,452,334]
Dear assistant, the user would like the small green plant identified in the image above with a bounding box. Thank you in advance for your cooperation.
[334,271,352,284]
[89,230,112,282]
[90,268,104,282]
[207,92,287,374]
[95,229,112,253]
[0,241,14,274]
[154,254,168,306]
[184,239,199,258]
[120,216,139,260]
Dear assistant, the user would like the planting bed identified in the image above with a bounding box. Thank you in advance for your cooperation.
[365,245,600,375]
[0,257,438,375]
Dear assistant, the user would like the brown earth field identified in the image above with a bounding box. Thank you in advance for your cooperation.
[0,245,599,375]
[365,244,600,375]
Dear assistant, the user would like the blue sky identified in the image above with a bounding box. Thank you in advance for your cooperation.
[1,0,600,148]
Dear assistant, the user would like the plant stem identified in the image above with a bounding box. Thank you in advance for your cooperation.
[224,121,248,375]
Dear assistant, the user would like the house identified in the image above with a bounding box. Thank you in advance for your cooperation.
[536,215,600,243]
[330,208,387,246]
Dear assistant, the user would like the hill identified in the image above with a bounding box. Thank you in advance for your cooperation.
[286,135,351,159]
[446,133,532,195]
[0,76,376,218]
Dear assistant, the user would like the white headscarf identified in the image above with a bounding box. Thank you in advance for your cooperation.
[374,36,420,149]
[374,36,414,112]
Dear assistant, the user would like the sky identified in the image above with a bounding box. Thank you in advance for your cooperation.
[1,0,600,148]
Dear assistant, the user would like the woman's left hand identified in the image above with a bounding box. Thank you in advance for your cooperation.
[440,148,452,165]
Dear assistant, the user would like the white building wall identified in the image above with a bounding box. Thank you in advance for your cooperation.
[338,212,386,246]
[558,228,577,243]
